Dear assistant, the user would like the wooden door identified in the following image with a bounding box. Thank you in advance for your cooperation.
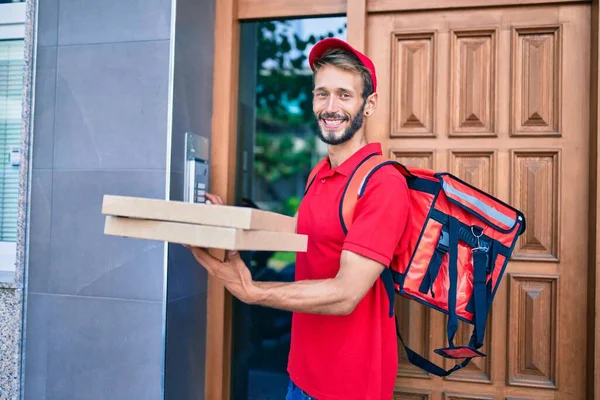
[366,4,590,399]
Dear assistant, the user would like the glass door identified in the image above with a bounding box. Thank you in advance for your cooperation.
[231,16,346,400]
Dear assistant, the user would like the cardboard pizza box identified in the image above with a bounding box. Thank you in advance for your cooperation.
[103,215,308,252]
[101,195,296,233]
[101,195,306,255]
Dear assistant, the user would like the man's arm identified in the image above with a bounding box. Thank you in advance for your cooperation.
[190,244,385,316]
[195,170,407,316]
[249,249,384,315]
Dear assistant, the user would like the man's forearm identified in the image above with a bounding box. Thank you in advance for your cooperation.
[249,279,356,315]
[254,281,289,290]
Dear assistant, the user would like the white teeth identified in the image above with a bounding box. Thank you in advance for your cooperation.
[324,119,343,126]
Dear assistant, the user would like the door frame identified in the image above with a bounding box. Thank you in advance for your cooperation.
[590,2,600,399]
[207,1,599,399]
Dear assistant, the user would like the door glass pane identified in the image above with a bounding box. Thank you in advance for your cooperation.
[232,16,346,400]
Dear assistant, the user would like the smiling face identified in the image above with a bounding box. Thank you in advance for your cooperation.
[311,48,377,147]
[312,65,367,145]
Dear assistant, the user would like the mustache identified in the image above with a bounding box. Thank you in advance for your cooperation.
[319,112,349,121]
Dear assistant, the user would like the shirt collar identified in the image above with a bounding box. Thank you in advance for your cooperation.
[322,142,383,177]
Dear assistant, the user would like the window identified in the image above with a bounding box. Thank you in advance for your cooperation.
[0,1,25,276]
[0,39,23,243]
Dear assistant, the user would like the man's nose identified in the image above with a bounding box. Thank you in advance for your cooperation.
[325,96,339,113]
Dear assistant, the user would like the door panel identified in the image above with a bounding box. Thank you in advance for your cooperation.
[367,4,589,399]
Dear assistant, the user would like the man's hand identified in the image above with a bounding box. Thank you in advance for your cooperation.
[188,246,258,303]
[204,192,223,206]
[187,192,258,303]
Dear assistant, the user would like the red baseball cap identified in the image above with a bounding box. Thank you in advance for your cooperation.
[308,38,377,93]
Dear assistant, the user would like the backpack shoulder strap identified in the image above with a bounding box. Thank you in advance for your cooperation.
[339,154,408,234]
[340,154,410,319]
[304,158,329,195]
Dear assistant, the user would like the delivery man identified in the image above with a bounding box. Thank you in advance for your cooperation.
[190,38,411,400]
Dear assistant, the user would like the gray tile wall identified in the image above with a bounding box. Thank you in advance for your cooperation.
[21,0,218,398]
[164,0,215,397]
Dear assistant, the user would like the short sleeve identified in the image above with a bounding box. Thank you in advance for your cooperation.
[342,166,410,267]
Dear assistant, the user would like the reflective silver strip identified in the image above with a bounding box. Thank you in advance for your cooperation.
[442,180,515,228]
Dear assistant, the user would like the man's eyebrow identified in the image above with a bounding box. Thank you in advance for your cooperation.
[314,86,354,93]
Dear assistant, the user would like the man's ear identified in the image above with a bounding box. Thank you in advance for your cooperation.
[364,92,378,116]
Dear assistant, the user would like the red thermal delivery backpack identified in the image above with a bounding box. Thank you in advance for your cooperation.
[305,152,526,377]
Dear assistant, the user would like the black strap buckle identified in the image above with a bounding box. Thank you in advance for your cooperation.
[437,228,449,252]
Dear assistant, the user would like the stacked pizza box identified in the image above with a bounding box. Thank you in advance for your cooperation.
[101,195,307,254]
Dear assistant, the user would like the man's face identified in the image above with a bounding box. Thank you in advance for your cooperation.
[312,65,366,146]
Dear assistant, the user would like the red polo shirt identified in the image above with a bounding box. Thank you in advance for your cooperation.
[288,142,411,399]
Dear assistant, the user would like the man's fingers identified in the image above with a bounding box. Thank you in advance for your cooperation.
[227,250,239,259]
[190,246,211,261]
[205,193,224,205]
[190,246,225,268]
[190,247,218,275]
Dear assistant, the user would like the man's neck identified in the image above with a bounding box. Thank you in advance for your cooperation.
[327,132,368,168]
